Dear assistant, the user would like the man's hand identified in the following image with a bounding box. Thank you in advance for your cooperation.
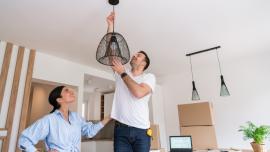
[107,12,115,33]
[112,59,125,75]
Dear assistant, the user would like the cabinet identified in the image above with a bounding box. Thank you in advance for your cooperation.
[104,93,114,117]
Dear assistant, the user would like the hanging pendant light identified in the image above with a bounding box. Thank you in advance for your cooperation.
[216,49,230,96]
[220,75,230,96]
[192,81,200,100]
[189,57,200,100]
[186,46,230,98]
[96,0,130,66]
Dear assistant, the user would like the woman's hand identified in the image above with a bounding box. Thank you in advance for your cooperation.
[101,116,112,126]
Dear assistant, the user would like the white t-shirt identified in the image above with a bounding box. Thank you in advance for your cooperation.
[111,70,156,129]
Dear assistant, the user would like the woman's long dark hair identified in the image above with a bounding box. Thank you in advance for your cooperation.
[48,86,65,113]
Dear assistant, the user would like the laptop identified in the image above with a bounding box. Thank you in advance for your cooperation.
[169,136,193,152]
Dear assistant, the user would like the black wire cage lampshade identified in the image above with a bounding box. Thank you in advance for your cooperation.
[96,0,130,66]
[97,33,130,66]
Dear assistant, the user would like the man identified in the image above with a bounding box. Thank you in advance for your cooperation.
[107,12,156,152]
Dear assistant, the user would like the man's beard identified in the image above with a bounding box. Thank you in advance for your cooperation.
[130,61,138,69]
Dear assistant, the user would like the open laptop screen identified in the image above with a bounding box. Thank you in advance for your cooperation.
[170,136,192,150]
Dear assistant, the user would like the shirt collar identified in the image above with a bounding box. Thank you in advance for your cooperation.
[54,109,72,124]
[127,69,145,78]
[54,109,71,114]
[54,109,61,114]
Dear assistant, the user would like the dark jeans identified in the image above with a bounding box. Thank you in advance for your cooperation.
[114,122,151,152]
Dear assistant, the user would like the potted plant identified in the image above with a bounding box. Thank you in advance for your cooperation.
[239,121,270,152]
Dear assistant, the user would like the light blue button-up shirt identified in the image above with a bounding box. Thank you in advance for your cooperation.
[18,110,104,152]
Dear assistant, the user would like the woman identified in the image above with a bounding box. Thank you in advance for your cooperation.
[18,86,111,152]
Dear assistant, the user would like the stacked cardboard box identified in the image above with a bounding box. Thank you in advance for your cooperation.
[150,148,166,152]
[150,124,161,150]
[178,102,218,150]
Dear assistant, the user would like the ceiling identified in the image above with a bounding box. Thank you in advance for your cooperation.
[0,0,270,78]
[84,74,115,101]
[84,74,114,93]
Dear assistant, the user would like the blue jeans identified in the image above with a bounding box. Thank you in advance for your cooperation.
[114,123,151,152]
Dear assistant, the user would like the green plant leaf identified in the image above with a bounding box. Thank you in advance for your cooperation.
[239,122,270,144]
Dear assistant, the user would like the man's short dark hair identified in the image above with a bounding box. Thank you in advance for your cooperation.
[139,50,150,71]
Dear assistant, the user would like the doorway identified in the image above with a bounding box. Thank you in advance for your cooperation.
[24,79,78,150]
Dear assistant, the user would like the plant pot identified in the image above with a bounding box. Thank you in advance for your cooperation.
[251,142,265,152]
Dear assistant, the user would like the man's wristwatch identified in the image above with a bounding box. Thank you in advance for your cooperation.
[120,72,127,78]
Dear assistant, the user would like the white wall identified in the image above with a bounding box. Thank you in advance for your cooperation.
[95,141,114,152]
[0,41,7,73]
[104,93,114,118]
[151,84,168,151]
[161,51,270,150]
[33,52,114,114]
[90,92,101,120]
[86,93,95,120]
[81,141,113,152]
[81,141,96,152]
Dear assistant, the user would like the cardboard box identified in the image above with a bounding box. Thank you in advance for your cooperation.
[160,148,166,152]
[180,126,218,150]
[150,124,161,150]
[178,102,215,127]
[150,149,166,152]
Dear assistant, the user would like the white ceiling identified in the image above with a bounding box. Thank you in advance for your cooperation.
[0,0,270,78]
[84,74,114,93]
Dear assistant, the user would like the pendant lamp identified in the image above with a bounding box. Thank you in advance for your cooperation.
[189,57,200,100]
[186,46,230,99]
[96,0,130,66]
[215,49,230,96]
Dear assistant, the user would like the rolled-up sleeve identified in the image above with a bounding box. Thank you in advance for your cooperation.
[18,117,49,152]
[143,73,156,93]
[80,117,104,138]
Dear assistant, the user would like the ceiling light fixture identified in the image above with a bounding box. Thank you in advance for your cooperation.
[96,0,130,66]
[215,49,230,96]
[189,56,200,100]
[186,46,230,99]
